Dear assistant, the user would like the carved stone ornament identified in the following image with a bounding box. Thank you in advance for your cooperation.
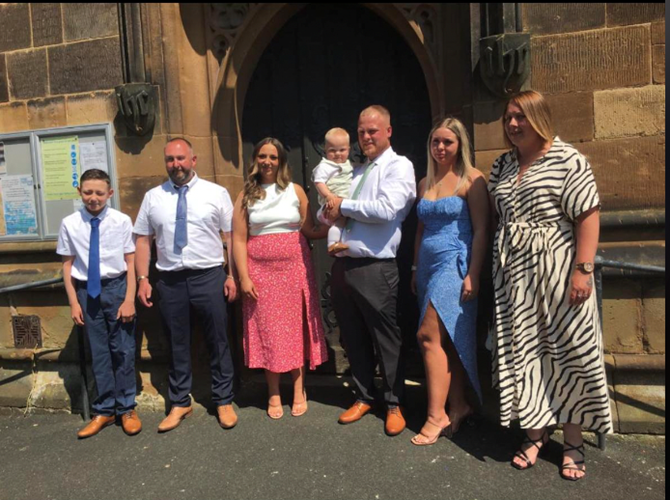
[114,83,157,136]
[397,3,440,63]
[209,3,256,60]
[479,33,531,98]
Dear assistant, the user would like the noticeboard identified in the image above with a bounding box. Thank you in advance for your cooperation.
[0,123,118,241]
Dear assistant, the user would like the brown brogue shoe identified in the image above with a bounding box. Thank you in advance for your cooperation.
[121,410,142,436]
[385,406,406,436]
[338,401,373,424]
[77,415,116,439]
[217,404,238,429]
[158,406,193,433]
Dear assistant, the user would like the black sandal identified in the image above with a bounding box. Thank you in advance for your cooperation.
[560,441,586,481]
[511,430,549,470]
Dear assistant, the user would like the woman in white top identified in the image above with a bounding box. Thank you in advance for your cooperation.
[233,137,329,419]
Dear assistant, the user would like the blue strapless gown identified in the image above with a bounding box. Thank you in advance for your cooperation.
[416,196,482,402]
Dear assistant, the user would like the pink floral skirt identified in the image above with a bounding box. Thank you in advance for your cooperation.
[243,231,328,372]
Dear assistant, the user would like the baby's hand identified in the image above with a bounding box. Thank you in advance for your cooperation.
[326,195,337,210]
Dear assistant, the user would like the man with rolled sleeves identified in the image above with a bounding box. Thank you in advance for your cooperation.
[134,138,239,432]
[324,105,416,436]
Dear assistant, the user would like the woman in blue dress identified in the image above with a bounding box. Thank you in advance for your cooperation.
[410,117,489,445]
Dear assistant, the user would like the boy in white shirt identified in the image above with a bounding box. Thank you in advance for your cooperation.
[311,127,354,254]
[57,169,141,439]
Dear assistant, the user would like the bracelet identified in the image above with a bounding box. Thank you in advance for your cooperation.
[137,275,148,282]
[411,265,417,271]
[226,275,237,281]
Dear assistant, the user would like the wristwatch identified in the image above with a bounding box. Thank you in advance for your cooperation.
[137,275,149,282]
[575,262,595,274]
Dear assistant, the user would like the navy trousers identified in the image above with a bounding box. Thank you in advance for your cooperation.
[76,274,137,416]
[156,266,234,407]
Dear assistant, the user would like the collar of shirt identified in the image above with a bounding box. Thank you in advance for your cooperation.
[363,146,394,170]
[171,172,199,192]
[80,204,109,223]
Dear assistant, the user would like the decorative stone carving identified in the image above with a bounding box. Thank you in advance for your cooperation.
[479,33,531,98]
[396,3,440,62]
[115,83,157,136]
[209,3,257,60]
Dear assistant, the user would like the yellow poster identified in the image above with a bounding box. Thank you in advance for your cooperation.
[42,136,80,201]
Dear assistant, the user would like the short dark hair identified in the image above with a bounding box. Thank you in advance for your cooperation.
[80,169,111,187]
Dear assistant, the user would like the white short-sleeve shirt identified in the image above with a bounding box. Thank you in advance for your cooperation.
[133,174,234,272]
[57,206,135,281]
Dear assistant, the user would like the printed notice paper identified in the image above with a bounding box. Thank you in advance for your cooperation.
[1,175,38,235]
[42,136,80,201]
[80,141,109,173]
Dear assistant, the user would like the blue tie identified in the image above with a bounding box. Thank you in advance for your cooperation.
[88,217,101,299]
[174,185,188,253]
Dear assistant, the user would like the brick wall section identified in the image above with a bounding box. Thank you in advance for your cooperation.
[0,3,123,128]
[472,3,666,355]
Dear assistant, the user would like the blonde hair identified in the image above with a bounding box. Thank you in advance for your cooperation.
[359,105,391,126]
[426,117,475,196]
[242,137,292,210]
[503,90,554,148]
[325,127,350,145]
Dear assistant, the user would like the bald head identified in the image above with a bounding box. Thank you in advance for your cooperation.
[165,137,194,156]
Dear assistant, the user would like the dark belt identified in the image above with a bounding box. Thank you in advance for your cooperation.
[75,272,127,289]
[158,265,222,278]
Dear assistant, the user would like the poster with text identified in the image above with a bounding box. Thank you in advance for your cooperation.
[1,175,38,235]
[42,136,80,201]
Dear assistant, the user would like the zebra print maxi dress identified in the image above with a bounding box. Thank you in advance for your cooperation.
[488,138,613,434]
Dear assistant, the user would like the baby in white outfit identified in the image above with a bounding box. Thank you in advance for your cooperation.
[311,127,354,254]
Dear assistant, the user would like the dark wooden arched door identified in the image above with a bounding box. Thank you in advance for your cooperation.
[242,4,432,372]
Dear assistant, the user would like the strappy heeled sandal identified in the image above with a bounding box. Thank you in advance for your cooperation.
[511,430,549,470]
[560,441,586,481]
[291,391,308,417]
[411,420,451,446]
[267,396,284,419]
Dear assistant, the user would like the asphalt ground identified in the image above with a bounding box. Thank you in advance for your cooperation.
[0,378,665,500]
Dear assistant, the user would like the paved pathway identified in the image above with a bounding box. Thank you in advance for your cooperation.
[0,379,665,500]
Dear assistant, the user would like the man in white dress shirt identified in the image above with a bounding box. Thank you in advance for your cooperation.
[325,105,417,436]
[134,138,239,432]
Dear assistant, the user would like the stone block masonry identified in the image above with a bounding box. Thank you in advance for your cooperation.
[31,3,63,47]
[48,38,123,95]
[594,86,665,139]
[531,25,651,94]
[0,4,31,53]
[522,3,606,35]
[7,49,48,100]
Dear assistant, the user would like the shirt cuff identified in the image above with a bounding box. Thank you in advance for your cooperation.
[340,199,355,217]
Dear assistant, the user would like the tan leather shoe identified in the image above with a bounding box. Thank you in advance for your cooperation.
[121,410,142,436]
[338,401,373,424]
[217,404,238,429]
[77,415,116,439]
[385,406,406,436]
[158,406,193,433]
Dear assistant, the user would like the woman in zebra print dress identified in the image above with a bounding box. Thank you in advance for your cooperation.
[488,90,613,481]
